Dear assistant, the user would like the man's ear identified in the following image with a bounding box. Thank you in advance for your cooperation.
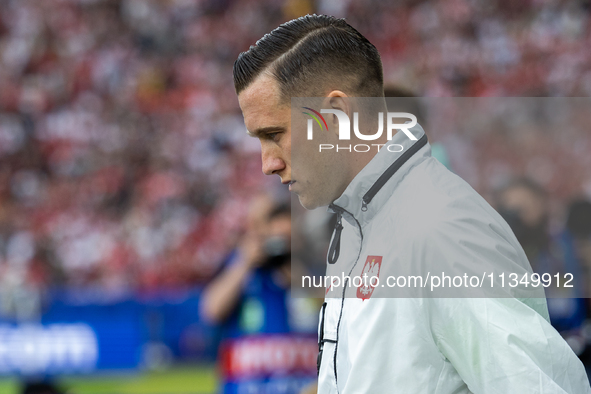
[323,90,350,138]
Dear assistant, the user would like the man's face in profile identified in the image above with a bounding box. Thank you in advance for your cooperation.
[238,74,344,209]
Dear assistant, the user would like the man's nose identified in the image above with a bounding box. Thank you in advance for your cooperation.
[262,149,285,176]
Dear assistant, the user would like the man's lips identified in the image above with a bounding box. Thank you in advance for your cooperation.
[285,180,296,191]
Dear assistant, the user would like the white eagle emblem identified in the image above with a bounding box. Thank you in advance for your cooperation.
[357,256,383,300]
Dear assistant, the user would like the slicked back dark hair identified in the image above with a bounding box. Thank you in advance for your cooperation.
[233,14,384,102]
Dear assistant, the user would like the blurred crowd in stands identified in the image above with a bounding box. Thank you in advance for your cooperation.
[0,0,591,328]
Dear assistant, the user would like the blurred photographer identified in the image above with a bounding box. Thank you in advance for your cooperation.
[201,195,291,329]
[201,195,317,394]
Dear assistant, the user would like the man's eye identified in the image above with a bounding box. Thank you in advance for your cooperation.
[266,132,280,140]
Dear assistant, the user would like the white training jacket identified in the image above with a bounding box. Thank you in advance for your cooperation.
[317,126,591,393]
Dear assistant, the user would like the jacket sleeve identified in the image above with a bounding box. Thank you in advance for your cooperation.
[428,297,590,393]
[420,215,591,393]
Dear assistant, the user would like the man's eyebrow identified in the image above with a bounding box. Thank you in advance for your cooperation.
[246,126,286,138]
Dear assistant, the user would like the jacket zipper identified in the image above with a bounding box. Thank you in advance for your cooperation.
[361,133,428,212]
[324,134,428,391]
[325,203,364,392]
[327,209,344,265]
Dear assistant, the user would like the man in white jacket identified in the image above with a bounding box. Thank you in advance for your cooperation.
[234,14,591,393]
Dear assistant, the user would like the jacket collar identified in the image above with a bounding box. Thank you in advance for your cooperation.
[329,125,431,227]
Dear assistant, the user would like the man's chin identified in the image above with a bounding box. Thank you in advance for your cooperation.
[296,194,326,211]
